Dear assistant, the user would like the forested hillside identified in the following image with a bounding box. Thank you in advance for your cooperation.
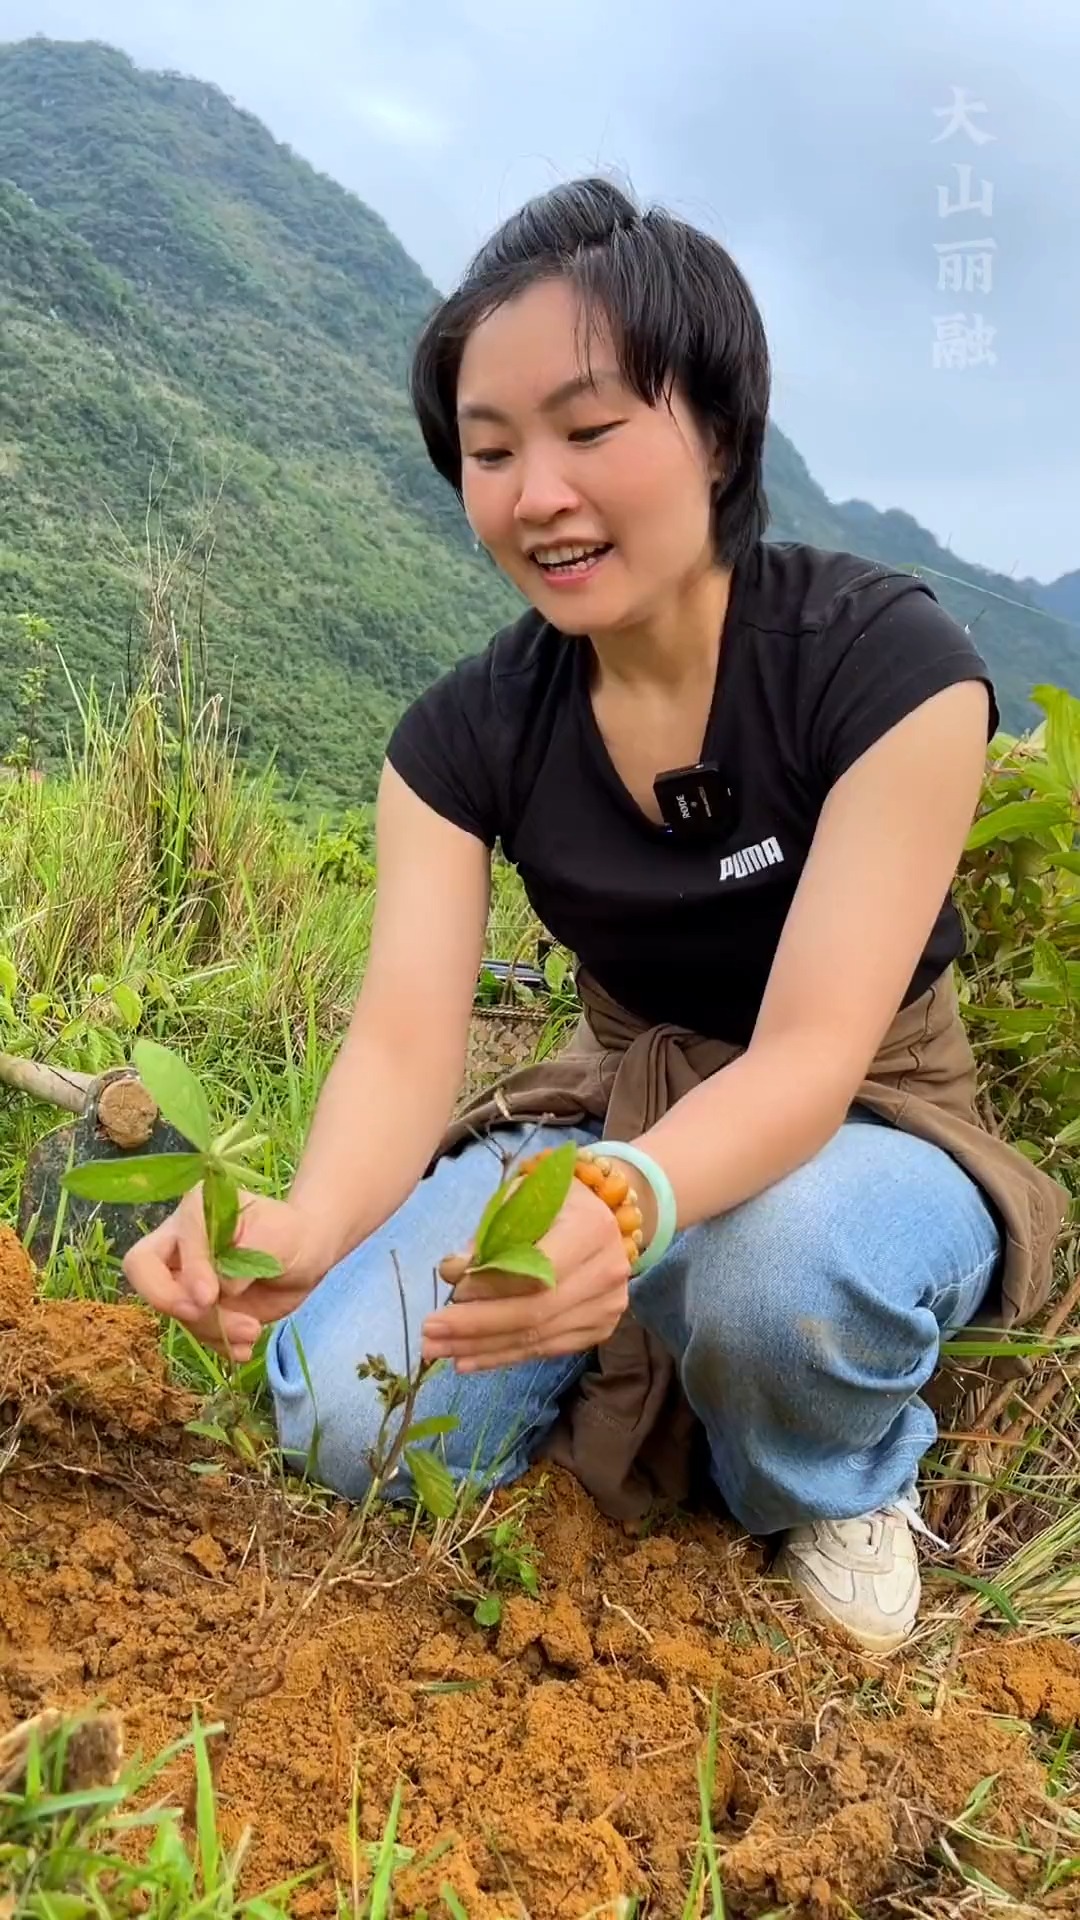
[1,37,1076,809]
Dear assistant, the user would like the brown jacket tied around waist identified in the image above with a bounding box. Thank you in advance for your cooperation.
[436,969,1069,1522]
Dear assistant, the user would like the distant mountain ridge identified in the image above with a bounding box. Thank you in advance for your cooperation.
[0,35,1076,808]
[1028,570,1080,626]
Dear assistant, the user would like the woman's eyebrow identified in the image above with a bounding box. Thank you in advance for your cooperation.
[458,369,621,426]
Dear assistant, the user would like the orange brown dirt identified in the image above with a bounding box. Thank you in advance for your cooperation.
[0,1222,1071,1916]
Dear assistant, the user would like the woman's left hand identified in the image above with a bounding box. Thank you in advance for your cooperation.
[421,1176,631,1371]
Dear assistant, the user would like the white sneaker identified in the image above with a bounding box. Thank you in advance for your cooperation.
[780,1500,932,1653]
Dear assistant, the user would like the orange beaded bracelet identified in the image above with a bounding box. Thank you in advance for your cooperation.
[517,1145,645,1266]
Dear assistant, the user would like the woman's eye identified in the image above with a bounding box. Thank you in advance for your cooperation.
[568,421,621,445]
[468,447,511,468]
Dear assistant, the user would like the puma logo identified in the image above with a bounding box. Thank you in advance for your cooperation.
[719,836,784,883]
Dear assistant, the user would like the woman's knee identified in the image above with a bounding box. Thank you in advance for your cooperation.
[268,1298,388,1498]
[267,1269,575,1502]
[672,1118,1000,1393]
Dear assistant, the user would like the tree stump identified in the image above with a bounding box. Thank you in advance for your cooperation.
[18,1066,192,1268]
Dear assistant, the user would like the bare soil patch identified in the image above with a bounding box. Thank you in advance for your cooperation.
[0,1224,1070,1916]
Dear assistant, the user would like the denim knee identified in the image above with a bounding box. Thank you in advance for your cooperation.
[269,1302,387,1498]
[674,1174,856,1406]
[636,1117,1001,1415]
[268,1254,589,1504]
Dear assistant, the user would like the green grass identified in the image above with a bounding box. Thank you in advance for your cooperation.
[1,1711,315,1918]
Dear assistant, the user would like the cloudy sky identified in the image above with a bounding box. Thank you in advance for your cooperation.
[6,0,1079,582]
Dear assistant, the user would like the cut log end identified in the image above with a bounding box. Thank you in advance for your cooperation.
[96,1074,159,1149]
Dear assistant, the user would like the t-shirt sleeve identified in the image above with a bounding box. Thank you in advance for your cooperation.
[385,653,502,848]
[806,579,1001,790]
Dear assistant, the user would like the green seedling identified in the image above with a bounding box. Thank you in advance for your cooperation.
[359,1139,577,1523]
[60,1040,283,1368]
[61,1038,281,1284]
[465,1500,545,1627]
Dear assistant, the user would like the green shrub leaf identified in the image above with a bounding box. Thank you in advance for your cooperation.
[469,1242,557,1288]
[402,1414,460,1444]
[0,954,17,999]
[965,798,1071,850]
[474,1141,576,1263]
[111,981,143,1028]
[216,1245,284,1282]
[132,1037,213,1151]
[474,1593,502,1628]
[543,948,569,994]
[62,1151,206,1203]
[1032,684,1080,797]
[406,1446,457,1518]
[202,1167,239,1260]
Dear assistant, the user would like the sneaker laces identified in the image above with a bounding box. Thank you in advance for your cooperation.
[890,1495,951,1555]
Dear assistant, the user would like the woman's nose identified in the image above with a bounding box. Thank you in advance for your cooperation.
[512,450,580,525]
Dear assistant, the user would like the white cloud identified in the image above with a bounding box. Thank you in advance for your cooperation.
[342,88,449,148]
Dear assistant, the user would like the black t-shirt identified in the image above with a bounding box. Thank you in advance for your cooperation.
[386,540,998,1046]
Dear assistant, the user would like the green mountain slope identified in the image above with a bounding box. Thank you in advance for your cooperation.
[1,37,1076,808]
[1028,570,1080,626]
[0,36,521,808]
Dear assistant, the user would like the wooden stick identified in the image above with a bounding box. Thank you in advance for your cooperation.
[0,1050,95,1114]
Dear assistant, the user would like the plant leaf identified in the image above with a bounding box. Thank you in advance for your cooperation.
[468,1242,557,1287]
[1012,1139,1048,1164]
[543,949,569,994]
[111,982,143,1028]
[202,1166,239,1261]
[931,1567,1020,1627]
[132,1037,213,1152]
[965,798,1072,850]
[1032,684,1080,799]
[26,1894,93,1919]
[440,1883,471,1920]
[0,954,17,999]
[474,1141,576,1263]
[405,1446,457,1519]
[473,1593,502,1628]
[964,1005,1056,1038]
[470,1169,520,1264]
[62,1152,206,1204]
[215,1245,284,1282]
[1032,936,1071,993]
[402,1414,460,1444]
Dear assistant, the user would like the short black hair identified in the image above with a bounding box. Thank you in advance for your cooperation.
[409,176,771,567]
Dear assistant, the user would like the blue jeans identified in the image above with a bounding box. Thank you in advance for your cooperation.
[266,1112,1001,1534]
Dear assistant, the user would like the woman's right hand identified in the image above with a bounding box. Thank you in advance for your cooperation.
[122,1186,327,1361]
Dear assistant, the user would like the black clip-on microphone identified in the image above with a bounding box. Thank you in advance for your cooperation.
[653,762,737,842]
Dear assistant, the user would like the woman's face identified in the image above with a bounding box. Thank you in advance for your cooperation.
[456,277,721,634]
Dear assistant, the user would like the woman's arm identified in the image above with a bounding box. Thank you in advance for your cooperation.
[622,678,990,1233]
[288,761,492,1274]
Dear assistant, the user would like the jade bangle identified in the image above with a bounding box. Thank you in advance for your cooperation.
[594,1140,678,1276]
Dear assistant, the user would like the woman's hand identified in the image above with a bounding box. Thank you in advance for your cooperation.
[421,1176,631,1372]
[122,1187,326,1361]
